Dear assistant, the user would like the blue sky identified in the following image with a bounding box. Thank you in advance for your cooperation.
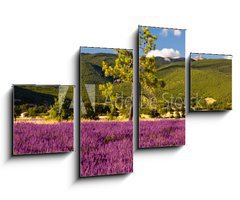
[80,47,117,54]
[191,53,232,59]
[139,26,185,57]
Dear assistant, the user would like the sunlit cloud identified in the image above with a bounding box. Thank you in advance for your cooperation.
[161,28,169,37]
[147,48,181,58]
[224,55,232,60]
[173,29,181,36]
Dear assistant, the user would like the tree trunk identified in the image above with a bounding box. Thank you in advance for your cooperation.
[129,83,133,121]
[129,103,133,120]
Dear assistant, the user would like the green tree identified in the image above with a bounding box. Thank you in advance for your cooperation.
[49,98,73,121]
[99,49,133,120]
[99,27,166,120]
[139,27,166,103]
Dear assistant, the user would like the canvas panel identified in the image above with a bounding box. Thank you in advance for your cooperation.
[80,47,133,177]
[138,26,186,148]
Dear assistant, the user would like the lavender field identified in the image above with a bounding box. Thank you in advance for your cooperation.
[139,119,185,148]
[80,121,133,177]
[14,122,74,155]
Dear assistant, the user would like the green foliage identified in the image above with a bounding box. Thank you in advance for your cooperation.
[80,102,99,120]
[14,85,74,120]
[80,52,132,108]
[138,27,186,118]
[49,98,73,121]
[14,85,73,105]
[94,103,111,115]
[139,27,166,99]
[101,50,133,82]
[98,49,133,120]
[14,104,49,118]
[139,26,157,54]
[190,59,232,111]
[139,26,171,118]
[27,105,48,117]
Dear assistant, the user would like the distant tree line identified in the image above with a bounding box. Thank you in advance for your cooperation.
[14,98,73,121]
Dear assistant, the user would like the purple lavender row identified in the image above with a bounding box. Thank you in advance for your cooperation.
[139,119,185,148]
[80,121,133,177]
[14,122,74,155]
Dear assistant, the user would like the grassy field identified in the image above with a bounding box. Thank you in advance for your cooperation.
[156,61,185,100]
[190,59,232,111]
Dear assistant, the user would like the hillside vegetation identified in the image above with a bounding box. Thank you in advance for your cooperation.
[14,85,74,120]
[190,59,232,111]
[80,53,187,119]
[140,60,185,118]
[156,61,185,99]
[80,53,132,119]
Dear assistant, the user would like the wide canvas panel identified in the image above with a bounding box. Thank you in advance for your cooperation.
[190,53,232,111]
[13,85,74,155]
[80,47,133,177]
[138,26,185,148]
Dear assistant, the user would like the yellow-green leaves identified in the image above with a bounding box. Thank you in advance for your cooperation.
[101,49,133,83]
[139,26,158,55]
[99,49,133,119]
[102,61,114,77]
[139,26,166,98]
[99,82,113,97]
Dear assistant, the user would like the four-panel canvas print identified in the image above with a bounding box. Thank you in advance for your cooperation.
[80,47,133,177]
[13,85,74,155]
[138,26,186,148]
[11,26,233,177]
[190,53,232,111]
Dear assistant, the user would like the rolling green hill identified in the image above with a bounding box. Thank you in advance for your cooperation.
[140,60,185,118]
[190,59,232,111]
[80,53,116,84]
[14,85,74,106]
[155,61,185,101]
[80,53,132,103]
[80,53,186,114]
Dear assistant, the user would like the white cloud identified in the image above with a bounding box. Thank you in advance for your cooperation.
[224,55,232,60]
[146,48,181,58]
[173,29,181,36]
[161,29,168,37]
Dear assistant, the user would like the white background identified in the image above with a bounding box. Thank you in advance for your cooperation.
[0,0,240,200]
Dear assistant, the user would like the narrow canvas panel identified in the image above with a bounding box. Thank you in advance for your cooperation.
[190,53,232,111]
[13,85,74,155]
[138,26,186,148]
[80,47,133,177]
